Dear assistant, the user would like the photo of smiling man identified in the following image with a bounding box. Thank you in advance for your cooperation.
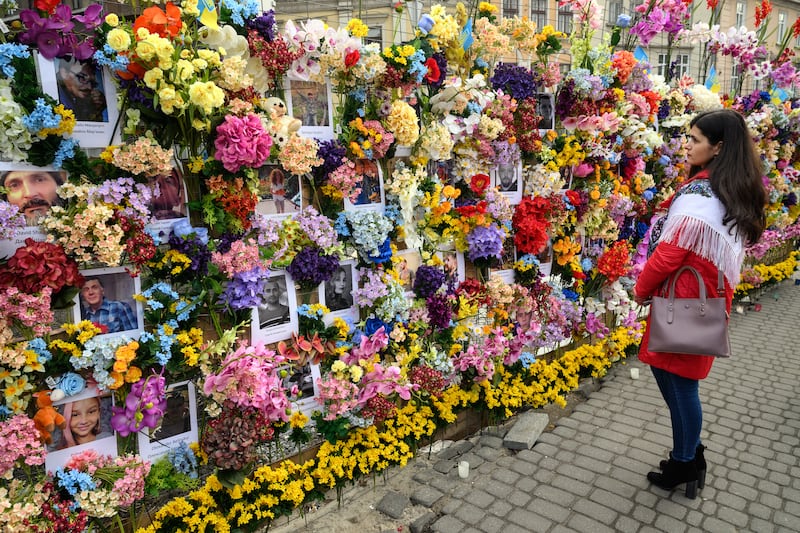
[0,169,65,225]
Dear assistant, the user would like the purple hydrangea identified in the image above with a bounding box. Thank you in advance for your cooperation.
[490,63,538,101]
[413,265,446,299]
[218,266,271,310]
[287,247,340,290]
[466,224,505,263]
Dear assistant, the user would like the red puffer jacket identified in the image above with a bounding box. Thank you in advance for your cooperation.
[633,241,734,380]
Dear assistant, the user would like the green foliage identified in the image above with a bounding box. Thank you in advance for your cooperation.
[144,456,199,497]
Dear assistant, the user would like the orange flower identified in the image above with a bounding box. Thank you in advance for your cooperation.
[133,2,182,39]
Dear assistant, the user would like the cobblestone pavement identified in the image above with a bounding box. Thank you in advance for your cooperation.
[271,279,800,533]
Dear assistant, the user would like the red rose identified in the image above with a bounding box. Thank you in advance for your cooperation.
[345,49,360,68]
[424,57,441,84]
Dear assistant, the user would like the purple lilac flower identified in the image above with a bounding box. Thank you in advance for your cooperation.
[0,202,26,240]
[247,10,277,41]
[315,139,347,180]
[426,293,452,329]
[466,224,505,263]
[286,247,340,290]
[413,265,446,299]
[490,63,538,100]
[297,207,338,249]
[218,266,271,309]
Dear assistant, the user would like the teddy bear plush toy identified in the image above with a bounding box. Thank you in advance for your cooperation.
[263,96,302,146]
[33,391,66,445]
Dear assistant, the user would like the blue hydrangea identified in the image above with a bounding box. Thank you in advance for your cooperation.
[93,44,130,72]
[408,49,428,84]
[56,469,96,496]
[0,43,30,78]
[519,351,537,369]
[28,337,52,363]
[22,99,61,133]
[334,212,351,237]
[223,0,261,26]
[168,441,198,478]
[53,138,78,169]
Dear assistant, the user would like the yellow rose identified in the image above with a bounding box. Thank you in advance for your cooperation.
[143,67,163,90]
[187,83,215,110]
[106,28,130,51]
[135,40,156,61]
[158,86,176,102]
[105,13,119,27]
[175,59,195,82]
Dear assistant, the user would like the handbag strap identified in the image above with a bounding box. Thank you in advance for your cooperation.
[663,266,726,300]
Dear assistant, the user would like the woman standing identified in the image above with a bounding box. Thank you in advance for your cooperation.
[634,109,766,498]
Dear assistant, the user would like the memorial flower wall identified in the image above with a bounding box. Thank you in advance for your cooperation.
[0,0,799,530]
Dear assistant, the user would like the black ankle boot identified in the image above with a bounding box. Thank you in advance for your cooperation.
[659,444,706,489]
[648,458,698,499]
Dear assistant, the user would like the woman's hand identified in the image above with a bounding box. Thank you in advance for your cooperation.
[633,294,651,306]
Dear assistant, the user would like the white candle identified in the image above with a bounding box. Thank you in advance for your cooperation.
[458,461,470,478]
[630,368,640,379]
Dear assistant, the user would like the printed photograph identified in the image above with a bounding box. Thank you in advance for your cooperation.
[76,267,143,337]
[148,167,188,221]
[287,79,335,141]
[491,161,523,205]
[344,159,385,211]
[256,164,302,217]
[46,388,117,471]
[395,250,422,294]
[536,92,555,131]
[37,55,121,147]
[138,381,199,462]
[252,270,299,345]
[323,264,354,312]
[0,166,67,226]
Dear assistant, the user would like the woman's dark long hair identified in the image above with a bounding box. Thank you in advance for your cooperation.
[689,109,767,244]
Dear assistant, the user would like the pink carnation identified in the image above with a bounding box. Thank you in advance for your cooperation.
[214,113,273,173]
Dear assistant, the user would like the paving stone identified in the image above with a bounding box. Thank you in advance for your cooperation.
[479,435,504,449]
[453,503,486,525]
[430,515,466,533]
[376,491,409,519]
[437,440,474,461]
[409,512,436,533]
[463,489,494,509]
[503,412,550,450]
[410,486,444,508]
[477,515,506,533]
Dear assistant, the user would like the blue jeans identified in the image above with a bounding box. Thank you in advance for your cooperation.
[651,367,702,462]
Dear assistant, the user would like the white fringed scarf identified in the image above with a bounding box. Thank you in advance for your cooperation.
[657,181,744,286]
